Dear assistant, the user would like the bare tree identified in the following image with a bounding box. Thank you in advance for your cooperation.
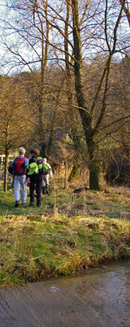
[0,75,33,191]
[1,0,52,155]
[1,0,130,189]
[69,0,130,189]
[119,0,130,26]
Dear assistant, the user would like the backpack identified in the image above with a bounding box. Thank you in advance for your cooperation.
[15,157,26,175]
[27,157,50,176]
[27,162,38,175]
[8,162,14,175]
[35,157,44,175]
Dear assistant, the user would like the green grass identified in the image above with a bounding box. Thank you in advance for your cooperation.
[0,181,130,219]
[0,181,130,287]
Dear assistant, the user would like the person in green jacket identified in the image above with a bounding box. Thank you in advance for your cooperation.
[27,149,43,207]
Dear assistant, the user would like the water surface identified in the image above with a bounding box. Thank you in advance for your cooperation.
[0,260,130,327]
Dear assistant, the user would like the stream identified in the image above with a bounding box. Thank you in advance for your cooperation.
[0,260,130,327]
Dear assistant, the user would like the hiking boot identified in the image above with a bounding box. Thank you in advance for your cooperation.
[14,201,19,207]
[42,186,46,194]
[22,203,26,206]
[30,202,34,206]
[46,184,49,194]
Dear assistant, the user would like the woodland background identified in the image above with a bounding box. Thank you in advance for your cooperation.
[0,0,130,192]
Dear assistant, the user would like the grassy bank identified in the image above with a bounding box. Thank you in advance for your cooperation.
[0,183,130,287]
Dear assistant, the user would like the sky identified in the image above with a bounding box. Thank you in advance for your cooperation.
[0,0,130,76]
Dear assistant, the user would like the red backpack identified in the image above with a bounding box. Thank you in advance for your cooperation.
[15,157,27,175]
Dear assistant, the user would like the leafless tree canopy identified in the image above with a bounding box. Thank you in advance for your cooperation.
[0,0,130,189]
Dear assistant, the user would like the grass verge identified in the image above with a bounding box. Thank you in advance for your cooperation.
[0,183,130,287]
[0,213,130,288]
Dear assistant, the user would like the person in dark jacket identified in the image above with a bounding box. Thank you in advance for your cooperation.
[27,149,43,207]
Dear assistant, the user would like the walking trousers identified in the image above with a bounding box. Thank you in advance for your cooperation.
[14,175,27,204]
[29,174,43,206]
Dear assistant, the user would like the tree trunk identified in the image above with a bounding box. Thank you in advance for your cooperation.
[87,137,100,190]
[64,161,68,189]
[72,0,100,189]
[68,165,79,182]
[4,148,9,192]
[34,0,49,156]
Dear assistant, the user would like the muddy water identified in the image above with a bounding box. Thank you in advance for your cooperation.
[0,261,130,327]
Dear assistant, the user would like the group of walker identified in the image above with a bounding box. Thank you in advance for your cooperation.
[10,147,53,208]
